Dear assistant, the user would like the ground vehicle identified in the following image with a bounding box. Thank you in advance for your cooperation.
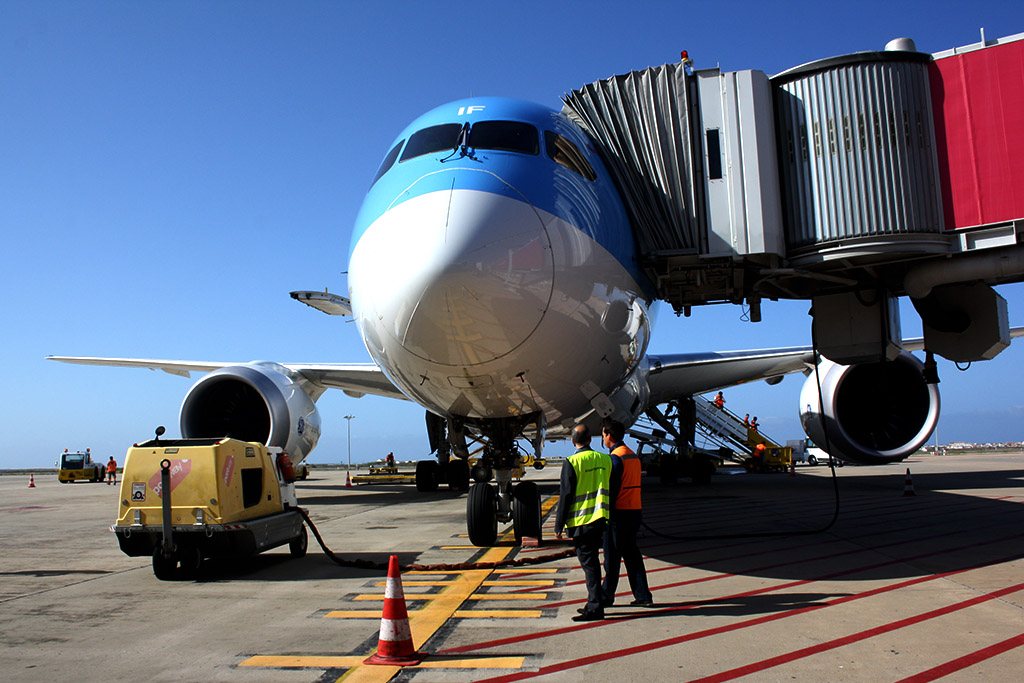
[57,448,105,482]
[113,437,307,580]
[787,438,843,466]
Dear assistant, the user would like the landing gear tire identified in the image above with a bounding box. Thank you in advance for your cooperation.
[289,525,308,558]
[467,483,497,547]
[659,452,678,486]
[152,547,178,581]
[447,459,470,492]
[416,460,439,492]
[512,481,542,544]
[691,457,714,486]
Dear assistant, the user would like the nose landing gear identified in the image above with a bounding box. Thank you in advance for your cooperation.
[463,415,544,547]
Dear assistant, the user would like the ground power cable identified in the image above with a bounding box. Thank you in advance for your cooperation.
[296,507,575,572]
[640,309,841,541]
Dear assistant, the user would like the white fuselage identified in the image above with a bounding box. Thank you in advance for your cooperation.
[348,185,650,433]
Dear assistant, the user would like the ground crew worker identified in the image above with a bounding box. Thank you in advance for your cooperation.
[385,452,395,468]
[752,442,766,472]
[743,414,750,427]
[106,456,117,485]
[750,416,759,432]
[601,419,654,608]
[555,424,614,622]
[714,391,725,409]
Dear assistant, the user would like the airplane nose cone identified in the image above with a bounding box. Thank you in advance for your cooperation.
[351,171,553,367]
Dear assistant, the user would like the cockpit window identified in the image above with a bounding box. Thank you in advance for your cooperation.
[370,140,404,186]
[545,131,597,181]
[469,121,539,155]
[400,124,462,161]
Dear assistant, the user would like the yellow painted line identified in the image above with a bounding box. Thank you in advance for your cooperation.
[352,593,437,601]
[243,504,550,680]
[242,656,367,668]
[493,568,559,574]
[243,654,525,672]
[380,580,456,586]
[452,609,542,618]
[470,593,547,600]
[482,580,554,586]
[354,593,546,601]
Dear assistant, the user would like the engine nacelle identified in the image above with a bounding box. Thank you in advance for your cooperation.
[799,352,940,465]
[180,362,321,464]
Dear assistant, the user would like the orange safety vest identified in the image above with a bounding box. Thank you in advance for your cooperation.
[611,444,642,510]
[107,461,117,473]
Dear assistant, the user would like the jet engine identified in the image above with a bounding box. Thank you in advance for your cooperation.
[799,352,939,465]
[179,362,321,464]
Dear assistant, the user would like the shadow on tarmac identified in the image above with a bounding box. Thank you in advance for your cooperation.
[193,551,419,583]
[603,592,844,619]
[635,464,1024,583]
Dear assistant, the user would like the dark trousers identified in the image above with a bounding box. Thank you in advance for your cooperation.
[571,520,607,614]
[602,510,652,603]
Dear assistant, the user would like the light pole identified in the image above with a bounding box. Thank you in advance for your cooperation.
[344,415,355,487]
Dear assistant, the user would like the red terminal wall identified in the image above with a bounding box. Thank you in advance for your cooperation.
[930,38,1024,230]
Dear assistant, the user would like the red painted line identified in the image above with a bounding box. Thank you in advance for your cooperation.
[469,573,1024,683]
[894,632,1024,683]
[524,496,1020,596]
[440,532,1024,655]
[538,515,1022,605]
[686,584,1024,683]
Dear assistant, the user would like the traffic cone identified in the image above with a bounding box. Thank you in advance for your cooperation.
[903,468,916,496]
[364,555,425,666]
[345,472,353,488]
[28,474,35,488]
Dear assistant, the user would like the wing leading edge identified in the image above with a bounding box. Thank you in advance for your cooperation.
[645,346,815,405]
[46,356,408,401]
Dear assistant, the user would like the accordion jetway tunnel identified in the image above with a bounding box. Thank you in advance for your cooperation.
[563,31,1024,367]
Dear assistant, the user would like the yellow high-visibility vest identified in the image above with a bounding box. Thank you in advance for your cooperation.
[567,449,612,528]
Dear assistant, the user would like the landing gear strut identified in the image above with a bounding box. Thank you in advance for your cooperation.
[463,414,543,547]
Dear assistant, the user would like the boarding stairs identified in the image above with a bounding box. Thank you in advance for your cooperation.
[625,396,781,463]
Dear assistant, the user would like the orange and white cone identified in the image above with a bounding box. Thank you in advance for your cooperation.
[345,472,353,488]
[28,474,35,488]
[903,468,916,496]
[364,555,425,666]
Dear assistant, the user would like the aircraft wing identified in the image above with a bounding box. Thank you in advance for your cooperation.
[645,346,815,405]
[46,356,408,401]
[645,325,1024,405]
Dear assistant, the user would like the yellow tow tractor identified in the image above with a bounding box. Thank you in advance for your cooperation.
[113,431,307,580]
[57,448,106,483]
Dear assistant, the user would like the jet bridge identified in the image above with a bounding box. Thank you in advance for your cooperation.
[564,31,1024,366]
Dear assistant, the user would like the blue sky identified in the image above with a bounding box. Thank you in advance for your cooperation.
[3,2,1023,469]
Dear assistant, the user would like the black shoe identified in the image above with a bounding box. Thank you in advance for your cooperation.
[572,611,604,622]
[629,600,655,607]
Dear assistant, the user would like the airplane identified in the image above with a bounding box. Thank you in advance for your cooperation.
[50,95,1020,547]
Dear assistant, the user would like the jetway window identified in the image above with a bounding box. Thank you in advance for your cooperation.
[544,131,596,181]
[705,129,723,180]
[370,140,404,187]
[400,124,462,161]
[469,121,538,154]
